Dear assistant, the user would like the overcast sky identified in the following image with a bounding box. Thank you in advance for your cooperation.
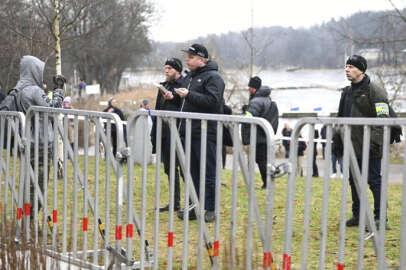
[149,0,405,42]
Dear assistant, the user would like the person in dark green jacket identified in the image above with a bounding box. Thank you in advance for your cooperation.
[337,55,389,229]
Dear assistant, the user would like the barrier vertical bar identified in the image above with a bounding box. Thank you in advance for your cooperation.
[319,124,333,269]
[399,124,406,269]
[167,118,177,270]
[356,126,370,270]
[152,117,162,270]
[93,117,101,265]
[378,126,390,270]
[246,124,257,270]
[197,120,208,270]
[0,118,5,236]
[24,111,33,241]
[3,119,12,233]
[42,113,49,246]
[52,113,59,249]
[283,120,300,270]
[104,119,112,267]
[181,119,192,270]
[140,115,149,269]
[213,121,223,269]
[72,115,79,258]
[337,125,351,269]
[230,122,239,269]
[301,124,315,269]
[82,116,90,261]
[11,118,20,224]
[34,112,40,243]
[62,115,69,254]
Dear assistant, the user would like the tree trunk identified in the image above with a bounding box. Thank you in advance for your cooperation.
[53,0,62,75]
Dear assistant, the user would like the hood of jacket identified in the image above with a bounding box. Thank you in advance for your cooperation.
[250,85,271,100]
[190,60,219,76]
[15,55,44,91]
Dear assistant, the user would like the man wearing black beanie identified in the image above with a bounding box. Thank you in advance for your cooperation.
[151,57,185,212]
[242,76,279,189]
[336,55,389,230]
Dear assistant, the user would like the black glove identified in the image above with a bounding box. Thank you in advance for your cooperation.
[53,74,67,89]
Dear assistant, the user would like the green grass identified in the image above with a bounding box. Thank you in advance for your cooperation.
[0,155,403,269]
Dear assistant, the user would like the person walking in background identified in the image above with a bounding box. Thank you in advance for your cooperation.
[175,43,225,223]
[151,57,185,212]
[103,97,127,156]
[282,123,292,158]
[242,76,279,189]
[336,55,389,229]
[78,79,86,99]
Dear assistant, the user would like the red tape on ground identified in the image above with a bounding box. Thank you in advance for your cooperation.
[213,240,219,257]
[168,232,174,247]
[337,263,344,270]
[126,224,133,238]
[83,218,88,231]
[17,208,23,220]
[115,226,122,240]
[24,203,30,216]
[53,210,58,223]
[283,253,291,270]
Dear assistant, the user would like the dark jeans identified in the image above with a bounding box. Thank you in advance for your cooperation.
[256,143,268,186]
[312,143,319,177]
[161,138,180,208]
[332,153,343,173]
[188,138,217,211]
[349,157,382,219]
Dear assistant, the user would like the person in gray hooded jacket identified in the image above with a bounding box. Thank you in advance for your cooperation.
[242,76,279,189]
[15,55,65,214]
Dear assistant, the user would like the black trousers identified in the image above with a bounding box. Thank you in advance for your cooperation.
[161,138,180,208]
[188,138,217,211]
[256,143,268,186]
[349,157,382,219]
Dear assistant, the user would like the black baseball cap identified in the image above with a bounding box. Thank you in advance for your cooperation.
[181,43,208,59]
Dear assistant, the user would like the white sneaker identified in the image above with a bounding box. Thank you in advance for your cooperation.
[330,173,337,178]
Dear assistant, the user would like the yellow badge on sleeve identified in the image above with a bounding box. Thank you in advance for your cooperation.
[375,103,389,116]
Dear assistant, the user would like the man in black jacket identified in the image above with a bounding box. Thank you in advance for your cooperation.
[175,44,225,223]
[337,55,389,229]
[242,76,279,189]
[151,57,184,212]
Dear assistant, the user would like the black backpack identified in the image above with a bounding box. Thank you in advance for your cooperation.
[0,89,21,112]
[0,89,22,149]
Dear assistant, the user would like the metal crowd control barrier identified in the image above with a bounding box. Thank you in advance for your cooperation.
[0,112,26,239]
[283,117,406,270]
[16,106,130,269]
[125,110,285,270]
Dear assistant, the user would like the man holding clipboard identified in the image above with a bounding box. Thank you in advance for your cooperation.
[151,57,185,212]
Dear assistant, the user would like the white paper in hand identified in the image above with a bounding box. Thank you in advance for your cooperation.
[153,82,170,95]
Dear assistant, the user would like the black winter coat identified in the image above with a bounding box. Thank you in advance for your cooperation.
[337,75,389,159]
[180,61,225,140]
[242,86,279,145]
[151,76,185,151]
